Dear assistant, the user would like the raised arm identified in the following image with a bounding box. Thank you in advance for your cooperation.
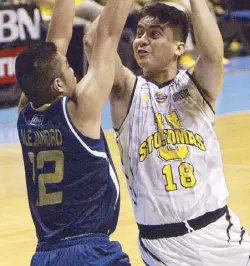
[46,0,75,56]
[83,10,136,100]
[189,0,224,106]
[76,0,135,127]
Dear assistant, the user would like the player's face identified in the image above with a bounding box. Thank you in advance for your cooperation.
[133,16,179,75]
[60,55,77,96]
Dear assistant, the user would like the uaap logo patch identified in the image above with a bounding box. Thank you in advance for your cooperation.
[155,91,168,103]
[30,115,45,126]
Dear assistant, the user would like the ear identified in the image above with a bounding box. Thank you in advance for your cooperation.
[175,42,185,57]
[52,77,64,94]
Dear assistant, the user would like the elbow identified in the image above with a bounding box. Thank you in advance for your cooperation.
[202,48,224,65]
[83,34,94,51]
[199,35,224,63]
[213,43,224,63]
[210,53,224,65]
[208,40,224,63]
[83,34,95,62]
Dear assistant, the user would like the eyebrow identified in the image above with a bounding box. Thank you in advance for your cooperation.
[137,24,165,31]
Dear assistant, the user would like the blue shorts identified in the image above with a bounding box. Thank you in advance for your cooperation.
[31,234,131,266]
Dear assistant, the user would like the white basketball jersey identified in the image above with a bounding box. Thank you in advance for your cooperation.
[115,70,229,225]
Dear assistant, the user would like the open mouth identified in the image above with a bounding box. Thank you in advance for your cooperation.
[138,50,149,57]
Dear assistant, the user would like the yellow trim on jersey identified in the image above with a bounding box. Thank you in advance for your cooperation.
[31,103,51,111]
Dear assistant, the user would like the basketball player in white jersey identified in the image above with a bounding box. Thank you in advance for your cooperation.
[84,0,250,265]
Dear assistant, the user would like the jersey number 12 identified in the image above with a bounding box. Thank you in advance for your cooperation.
[28,150,64,206]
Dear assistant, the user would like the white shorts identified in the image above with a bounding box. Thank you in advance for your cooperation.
[139,208,250,266]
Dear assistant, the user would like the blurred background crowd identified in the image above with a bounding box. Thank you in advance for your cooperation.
[1,0,250,108]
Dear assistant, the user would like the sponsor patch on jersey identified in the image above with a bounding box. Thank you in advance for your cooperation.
[30,114,45,126]
[173,89,190,102]
[155,92,168,103]
[143,95,149,102]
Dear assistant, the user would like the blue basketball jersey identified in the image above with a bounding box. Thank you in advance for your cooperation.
[17,97,120,243]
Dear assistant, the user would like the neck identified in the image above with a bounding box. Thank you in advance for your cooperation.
[33,94,59,109]
[143,65,178,85]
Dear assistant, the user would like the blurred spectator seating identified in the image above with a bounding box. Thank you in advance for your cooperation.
[213,0,250,57]
[0,1,45,108]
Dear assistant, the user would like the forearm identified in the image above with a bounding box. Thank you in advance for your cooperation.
[84,16,100,62]
[46,0,75,55]
[85,0,133,58]
[97,0,134,41]
[190,0,224,61]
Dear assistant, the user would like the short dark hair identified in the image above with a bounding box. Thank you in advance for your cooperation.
[137,2,190,42]
[15,42,63,106]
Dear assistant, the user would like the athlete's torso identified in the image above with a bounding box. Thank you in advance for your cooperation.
[116,70,229,225]
[17,97,120,242]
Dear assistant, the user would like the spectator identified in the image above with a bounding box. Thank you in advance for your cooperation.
[32,0,103,30]
[211,0,250,56]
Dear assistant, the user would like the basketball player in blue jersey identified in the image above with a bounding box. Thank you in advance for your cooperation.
[85,0,250,265]
[15,0,134,265]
